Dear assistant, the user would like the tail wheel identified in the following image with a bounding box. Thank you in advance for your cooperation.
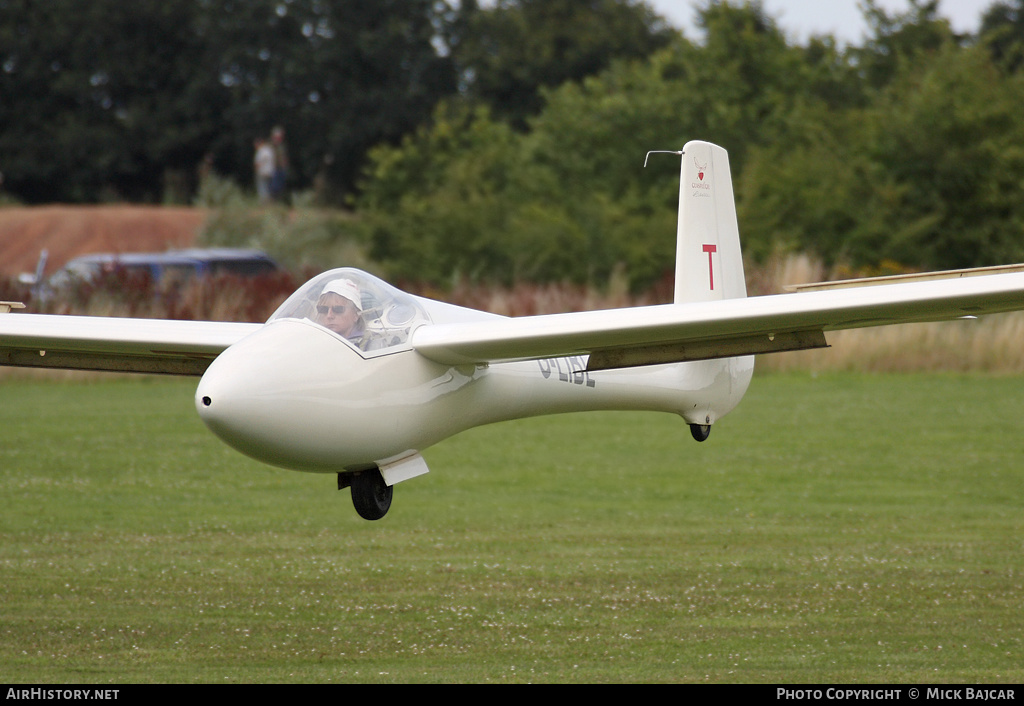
[689,423,711,442]
[350,469,393,520]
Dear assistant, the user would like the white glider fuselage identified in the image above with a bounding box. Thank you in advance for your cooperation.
[196,140,756,476]
[195,296,753,474]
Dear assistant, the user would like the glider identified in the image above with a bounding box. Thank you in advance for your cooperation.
[3,141,1024,520]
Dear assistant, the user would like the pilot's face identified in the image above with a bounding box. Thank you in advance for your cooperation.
[316,293,360,337]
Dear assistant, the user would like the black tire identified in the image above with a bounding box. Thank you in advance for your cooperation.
[350,469,393,520]
[689,423,711,442]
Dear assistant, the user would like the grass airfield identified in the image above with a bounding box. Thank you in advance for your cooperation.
[1,372,1022,683]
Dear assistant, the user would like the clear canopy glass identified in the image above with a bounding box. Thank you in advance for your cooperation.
[268,268,433,355]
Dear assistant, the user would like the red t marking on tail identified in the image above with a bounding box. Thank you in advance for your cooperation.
[703,244,717,290]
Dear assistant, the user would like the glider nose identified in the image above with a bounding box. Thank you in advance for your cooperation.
[195,319,368,471]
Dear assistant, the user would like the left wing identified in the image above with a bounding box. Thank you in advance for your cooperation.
[0,313,261,375]
[412,271,1024,371]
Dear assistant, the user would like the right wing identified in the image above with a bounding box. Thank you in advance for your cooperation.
[0,313,261,375]
[412,271,1024,371]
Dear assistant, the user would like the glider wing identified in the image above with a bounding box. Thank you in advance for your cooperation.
[412,272,1024,370]
[0,313,260,375]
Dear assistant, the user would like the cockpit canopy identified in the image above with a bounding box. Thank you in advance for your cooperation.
[268,268,432,355]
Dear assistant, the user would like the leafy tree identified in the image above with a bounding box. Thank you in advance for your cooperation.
[736,105,882,264]
[1,0,675,204]
[449,0,675,128]
[739,43,1024,272]
[0,0,211,202]
[357,103,528,284]
[979,0,1024,71]
[0,0,457,203]
[355,2,831,289]
[200,0,457,199]
[356,100,670,289]
[854,44,1024,270]
[851,0,959,89]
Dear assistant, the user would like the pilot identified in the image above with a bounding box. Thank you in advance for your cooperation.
[316,278,368,345]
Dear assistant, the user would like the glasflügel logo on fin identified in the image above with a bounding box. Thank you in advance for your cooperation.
[691,157,711,196]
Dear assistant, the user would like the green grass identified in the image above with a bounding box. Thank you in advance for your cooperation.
[1,372,1022,683]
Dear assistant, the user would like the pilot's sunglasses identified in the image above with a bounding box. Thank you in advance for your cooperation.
[317,305,349,315]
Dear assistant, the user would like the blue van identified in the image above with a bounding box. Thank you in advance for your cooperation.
[32,248,280,301]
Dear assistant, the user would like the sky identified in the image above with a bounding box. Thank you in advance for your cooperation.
[647,0,997,44]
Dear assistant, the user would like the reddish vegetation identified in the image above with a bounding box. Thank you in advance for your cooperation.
[0,204,664,321]
[0,205,206,278]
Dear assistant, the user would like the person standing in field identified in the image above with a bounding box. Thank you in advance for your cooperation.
[270,125,289,201]
[254,137,275,203]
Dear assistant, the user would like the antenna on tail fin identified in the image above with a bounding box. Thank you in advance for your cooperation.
[644,150,682,168]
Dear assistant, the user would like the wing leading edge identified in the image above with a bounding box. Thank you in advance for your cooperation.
[0,314,260,375]
[411,271,1024,371]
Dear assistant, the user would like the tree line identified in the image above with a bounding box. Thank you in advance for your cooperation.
[3,1,1024,289]
[0,0,671,203]
[355,0,1024,288]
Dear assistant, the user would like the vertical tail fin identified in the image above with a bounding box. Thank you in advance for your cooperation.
[674,141,746,304]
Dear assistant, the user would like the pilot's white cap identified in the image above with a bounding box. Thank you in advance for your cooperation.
[320,278,362,311]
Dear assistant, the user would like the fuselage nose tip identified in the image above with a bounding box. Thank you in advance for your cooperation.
[194,379,223,429]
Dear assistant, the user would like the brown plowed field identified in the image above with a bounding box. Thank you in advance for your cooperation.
[0,205,206,278]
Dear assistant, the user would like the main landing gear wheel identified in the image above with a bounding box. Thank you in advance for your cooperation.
[689,423,711,442]
[350,469,393,520]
